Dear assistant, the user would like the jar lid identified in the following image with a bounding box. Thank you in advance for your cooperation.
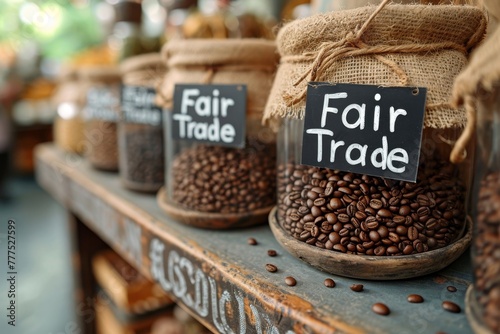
[277,4,486,57]
[162,38,278,69]
[120,52,165,74]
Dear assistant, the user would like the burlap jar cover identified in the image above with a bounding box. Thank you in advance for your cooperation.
[263,2,487,257]
[451,0,500,332]
[119,53,167,192]
[81,66,122,171]
[156,39,279,228]
[52,66,86,154]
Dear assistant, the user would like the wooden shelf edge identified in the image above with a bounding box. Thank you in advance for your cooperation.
[35,143,364,334]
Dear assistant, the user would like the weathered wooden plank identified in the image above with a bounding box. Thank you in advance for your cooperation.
[35,143,475,334]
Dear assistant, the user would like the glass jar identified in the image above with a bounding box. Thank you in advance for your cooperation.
[157,39,278,228]
[81,66,122,171]
[470,90,500,333]
[119,53,166,192]
[263,5,486,262]
[52,66,85,154]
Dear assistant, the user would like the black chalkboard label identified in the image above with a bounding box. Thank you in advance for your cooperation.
[84,86,120,122]
[301,83,426,182]
[171,84,246,148]
[121,85,162,126]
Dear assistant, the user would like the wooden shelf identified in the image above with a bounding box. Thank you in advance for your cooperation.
[35,143,475,334]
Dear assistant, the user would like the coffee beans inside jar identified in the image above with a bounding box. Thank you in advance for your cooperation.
[85,119,119,171]
[171,141,276,214]
[121,124,164,191]
[276,159,465,256]
[474,172,500,332]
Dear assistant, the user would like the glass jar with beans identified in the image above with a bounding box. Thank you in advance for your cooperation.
[81,66,122,171]
[452,0,500,330]
[156,39,278,228]
[119,53,166,192]
[262,4,485,275]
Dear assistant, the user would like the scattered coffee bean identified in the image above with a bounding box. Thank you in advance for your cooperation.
[285,276,297,286]
[267,249,277,257]
[350,284,364,292]
[265,264,278,273]
[446,286,457,292]
[172,142,276,213]
[247,237,258,245]
[372,303,390,316]
[324,278,336,288]
[407,294,424,303]
[442,301,461,313]
[276,161,465,256]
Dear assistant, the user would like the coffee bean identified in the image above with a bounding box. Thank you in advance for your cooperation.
[407,294,424,303]
[248,237,258,245]
[442,301,461,313]
[330,198,343,209]
[447,286,457,292]
[285,276,297,286]
[370,199,383,210]
[350,284,364,292]
[265,264,278,273]
[372,303,390,316]
[267,250,277,257]
[324,278,336,288]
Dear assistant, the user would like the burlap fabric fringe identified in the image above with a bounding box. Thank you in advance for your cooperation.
[263,2,487,136]
[451,0,500,163]
[155,39,278,120]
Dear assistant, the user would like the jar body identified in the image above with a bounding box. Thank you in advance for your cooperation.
[84,85,120,171]
[54,102,85,154]
[276,117,469,256]
[165,116,276,217]
[119,121,164,192]
[471,92,500,333]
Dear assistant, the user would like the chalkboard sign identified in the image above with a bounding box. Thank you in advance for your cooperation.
[301,83,426,182]
[84,86,120,122]
[171,84,247,148]
[121,85,162,126]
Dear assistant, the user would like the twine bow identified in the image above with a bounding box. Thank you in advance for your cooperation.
[283,0,469,107]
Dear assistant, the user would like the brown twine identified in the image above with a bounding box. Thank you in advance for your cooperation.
[450,95,475,163]
[282,0,469,107]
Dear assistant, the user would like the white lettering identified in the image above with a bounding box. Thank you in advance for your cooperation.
[221,97,234,117]
[345,144,367,166]
[388,148,409,173]
[342,103,365,130]
[371,136,389,170]
[306,129,334,162]
[330,140,345,163]
[220,124,235,143]
[389,107,407,133]
[181,89,199,114]
[321,92,347,127]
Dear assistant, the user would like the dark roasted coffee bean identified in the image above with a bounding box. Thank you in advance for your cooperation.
[330,198,343,210]
[285,276,297,286]
[408,226,418,241]
[350,284,364,292]
[267,250,277,257]
[370,199,383,210]
[313,198,326,207]
[407,294,424,303]
[265,264,278,273]
[248,237,258,245]
[442,301,461,313]
[324,278,336,288]
[372,303,390,316]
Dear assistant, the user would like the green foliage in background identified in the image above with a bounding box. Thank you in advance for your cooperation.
[0,0,104,60]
